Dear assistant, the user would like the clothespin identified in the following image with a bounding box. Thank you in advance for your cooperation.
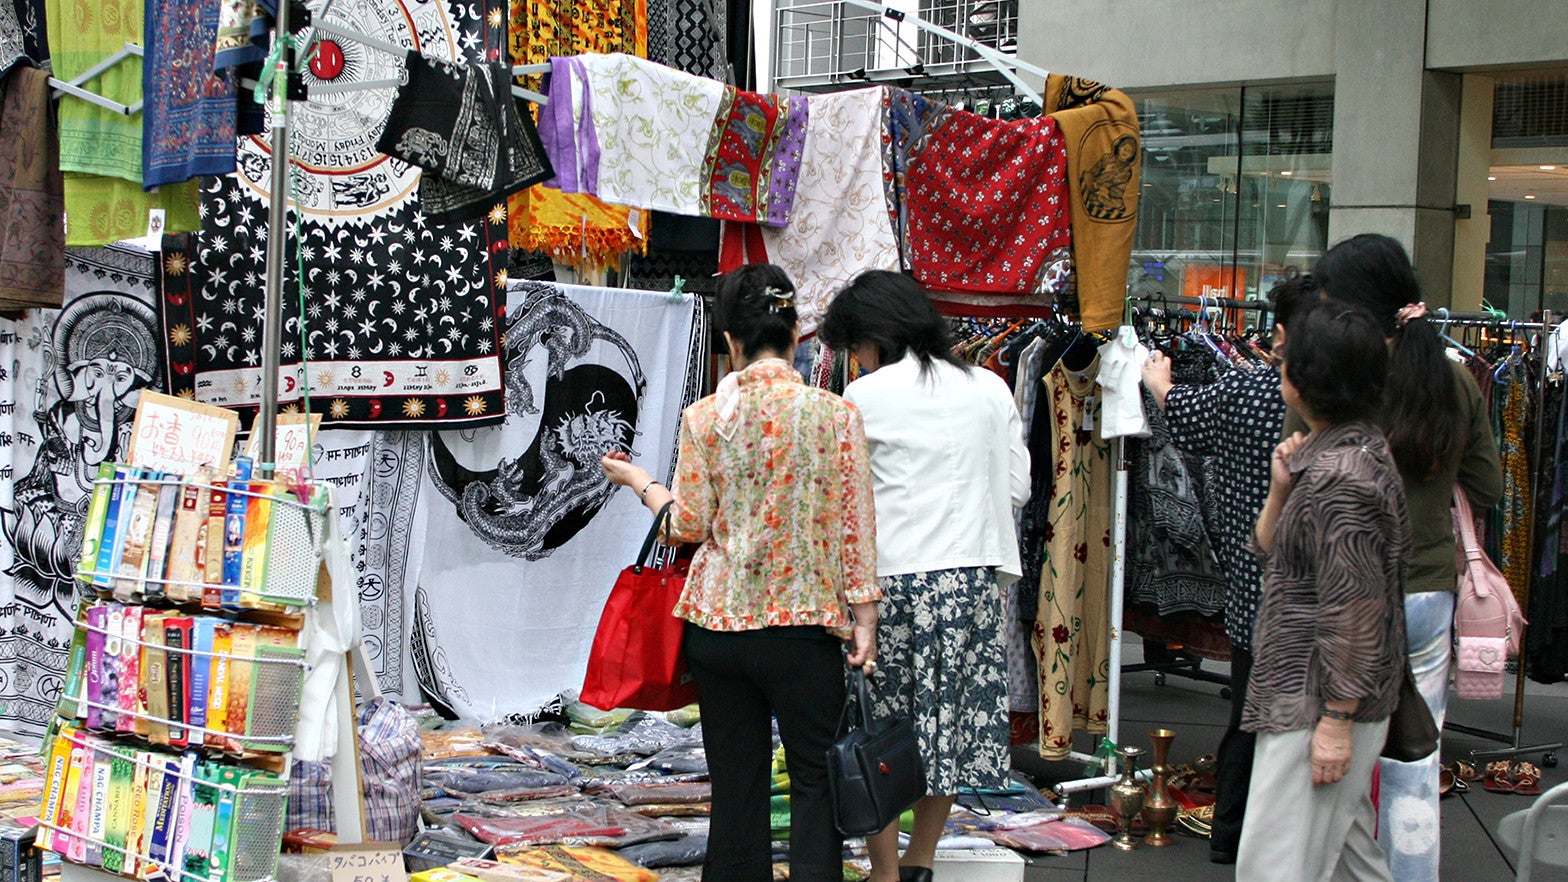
[668,275,688,304]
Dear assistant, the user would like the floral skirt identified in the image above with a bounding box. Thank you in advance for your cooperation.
[867,566,1010,794]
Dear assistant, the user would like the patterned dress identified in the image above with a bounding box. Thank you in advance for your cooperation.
[1033,356,1112,759]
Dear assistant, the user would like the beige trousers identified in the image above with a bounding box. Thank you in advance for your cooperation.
[1236,720,1394,882]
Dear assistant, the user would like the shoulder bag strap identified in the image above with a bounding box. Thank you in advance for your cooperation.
[632,501,675,573]
[1451,488,1490,595]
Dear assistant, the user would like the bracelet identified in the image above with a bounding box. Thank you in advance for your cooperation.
[639,480,658,500]
[1320,707,1355,721]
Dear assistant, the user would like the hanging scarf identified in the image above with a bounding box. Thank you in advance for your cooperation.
[143,0,238,187]
[0,65,64,308]
[507,0,649,272]
[903,109,1073,297]
[1042,75,1141,332]
[377,54,553,224]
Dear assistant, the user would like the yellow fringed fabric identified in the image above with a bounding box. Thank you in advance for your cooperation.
[508,0,649,273]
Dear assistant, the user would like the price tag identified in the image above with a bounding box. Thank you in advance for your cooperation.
[327,843,407,882]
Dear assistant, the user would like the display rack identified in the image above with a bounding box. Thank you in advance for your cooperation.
[35,451,354,882]
[1433,309,1562,769]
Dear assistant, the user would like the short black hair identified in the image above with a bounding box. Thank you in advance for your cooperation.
[714,263,798,359]
[1280,299,1386,424]
[1268,270,1317,330]
[818,270,967,376]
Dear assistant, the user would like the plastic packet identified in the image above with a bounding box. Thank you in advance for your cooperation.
[633,744,708,776]
[614,834,708,868]
[982,816,1110,852]
[591,780,712,807]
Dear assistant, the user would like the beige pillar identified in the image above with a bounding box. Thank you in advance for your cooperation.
[1450,75,1494,311]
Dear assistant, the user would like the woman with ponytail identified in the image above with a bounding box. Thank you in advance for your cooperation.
[821,271,1030,882]
[1286,233,1502,882]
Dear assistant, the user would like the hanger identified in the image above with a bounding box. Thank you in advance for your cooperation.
[1435,308,1477,358]
[48,42,144,115]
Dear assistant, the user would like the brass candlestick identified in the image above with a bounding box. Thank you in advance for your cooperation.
[1142,728,1178,846]
[1110,746,1146,851]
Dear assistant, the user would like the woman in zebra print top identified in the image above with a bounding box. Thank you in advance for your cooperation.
[1236,300,1411,882]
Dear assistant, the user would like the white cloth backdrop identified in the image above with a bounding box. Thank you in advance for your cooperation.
[410,282,703,719]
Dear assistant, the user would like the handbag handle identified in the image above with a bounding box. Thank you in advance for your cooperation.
[834,668,878,738]
[632,501,675,573]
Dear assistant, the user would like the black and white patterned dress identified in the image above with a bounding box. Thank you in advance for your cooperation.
[1163,365,1285,651]
[869,566,1010,794]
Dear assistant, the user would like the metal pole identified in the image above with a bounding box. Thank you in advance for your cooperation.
[257,0,292,478]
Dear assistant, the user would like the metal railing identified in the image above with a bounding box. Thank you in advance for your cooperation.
[773,0,1019,92]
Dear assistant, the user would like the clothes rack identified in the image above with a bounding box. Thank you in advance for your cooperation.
[1439,309,1563,768]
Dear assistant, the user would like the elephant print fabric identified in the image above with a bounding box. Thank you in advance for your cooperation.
[0,245,164,735]
[412,281,704,719]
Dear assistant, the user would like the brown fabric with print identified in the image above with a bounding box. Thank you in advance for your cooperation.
[0,65,64,309]
[1043,75,1141,333]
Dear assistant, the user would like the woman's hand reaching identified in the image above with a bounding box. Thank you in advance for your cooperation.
[601,449,651,490]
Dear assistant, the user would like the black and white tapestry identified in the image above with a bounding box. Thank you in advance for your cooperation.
[410,282,704,719]
[0,245,163,736]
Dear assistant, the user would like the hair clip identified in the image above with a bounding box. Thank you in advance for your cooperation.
[762,286,794,313]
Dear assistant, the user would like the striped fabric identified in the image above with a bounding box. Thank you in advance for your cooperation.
[1242,421,1411,735]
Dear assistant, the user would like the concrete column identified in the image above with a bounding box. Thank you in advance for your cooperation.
[1450,75,1494,311]
[1326,0,1462,305]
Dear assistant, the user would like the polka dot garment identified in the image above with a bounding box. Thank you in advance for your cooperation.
[1163,364,1286,651]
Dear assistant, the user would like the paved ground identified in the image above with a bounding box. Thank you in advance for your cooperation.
[1007,647,1567,881]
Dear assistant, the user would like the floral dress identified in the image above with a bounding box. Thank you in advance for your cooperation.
[1033,356,1112,759]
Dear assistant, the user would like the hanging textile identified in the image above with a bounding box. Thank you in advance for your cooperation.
[539,54,727,220]
[1041,76,1141,333]
[1034,355,1112,759]
[646,0,725,82]
[376,54,553,224]
[340,431,428,701]
[1126,386,1226,618]
[156,176,509,429]
[718,87,900,336]
[1496,361,1534,605]
[409,282,703,719]
[903,110,1073,297]
[507,0,649,272]
[160,0,514,429]
[0,245,163,737]
[0,65,65,309]
[0,0,26,76]
[44,0,202,243]
[142,0,238,187]
[1534,371,1568,682]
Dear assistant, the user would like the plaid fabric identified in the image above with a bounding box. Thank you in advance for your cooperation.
[285,698,424,841]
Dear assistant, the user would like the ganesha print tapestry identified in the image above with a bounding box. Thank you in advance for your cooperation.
[410,282,704,719]
[0,245,164,736]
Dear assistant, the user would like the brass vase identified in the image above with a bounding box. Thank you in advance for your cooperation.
[1142,728,1178,847]
[1109,746,1146,851]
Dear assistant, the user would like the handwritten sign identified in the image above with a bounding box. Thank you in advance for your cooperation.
[244,412,323,477]
[127,391,239,473]
[327,843,407,882]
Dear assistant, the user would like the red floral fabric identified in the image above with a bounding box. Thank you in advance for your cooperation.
[904,111,1073,295]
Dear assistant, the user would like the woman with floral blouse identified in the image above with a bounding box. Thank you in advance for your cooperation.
[602,263,880,882]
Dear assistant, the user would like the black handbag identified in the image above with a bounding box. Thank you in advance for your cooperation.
[1381,662,1439,762]
[826,670,927,837]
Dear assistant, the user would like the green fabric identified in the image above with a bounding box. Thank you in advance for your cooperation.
[45,0,145,182]
[63,175,199,246]
[770,793,790,834]
[1281,359,1502,595]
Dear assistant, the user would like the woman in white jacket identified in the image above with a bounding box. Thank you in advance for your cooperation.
[821,271,1031,882]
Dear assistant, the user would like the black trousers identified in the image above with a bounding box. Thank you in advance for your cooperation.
[683,624,846,882]
[1210,646,1254,856]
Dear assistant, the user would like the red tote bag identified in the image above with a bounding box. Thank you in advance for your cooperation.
[580,502,699,712]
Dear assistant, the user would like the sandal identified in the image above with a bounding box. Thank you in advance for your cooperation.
[1439,767,1456,797]
[1483,761,1516,793]
[1453,760,1482,782]
[1176,804,1214,839]
[1512,762,1544,796]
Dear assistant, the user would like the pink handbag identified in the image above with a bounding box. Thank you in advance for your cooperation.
[1451,489,1528,700]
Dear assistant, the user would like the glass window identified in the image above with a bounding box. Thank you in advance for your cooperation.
[1130,82,1334,304]
[1486,201,1568,317]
